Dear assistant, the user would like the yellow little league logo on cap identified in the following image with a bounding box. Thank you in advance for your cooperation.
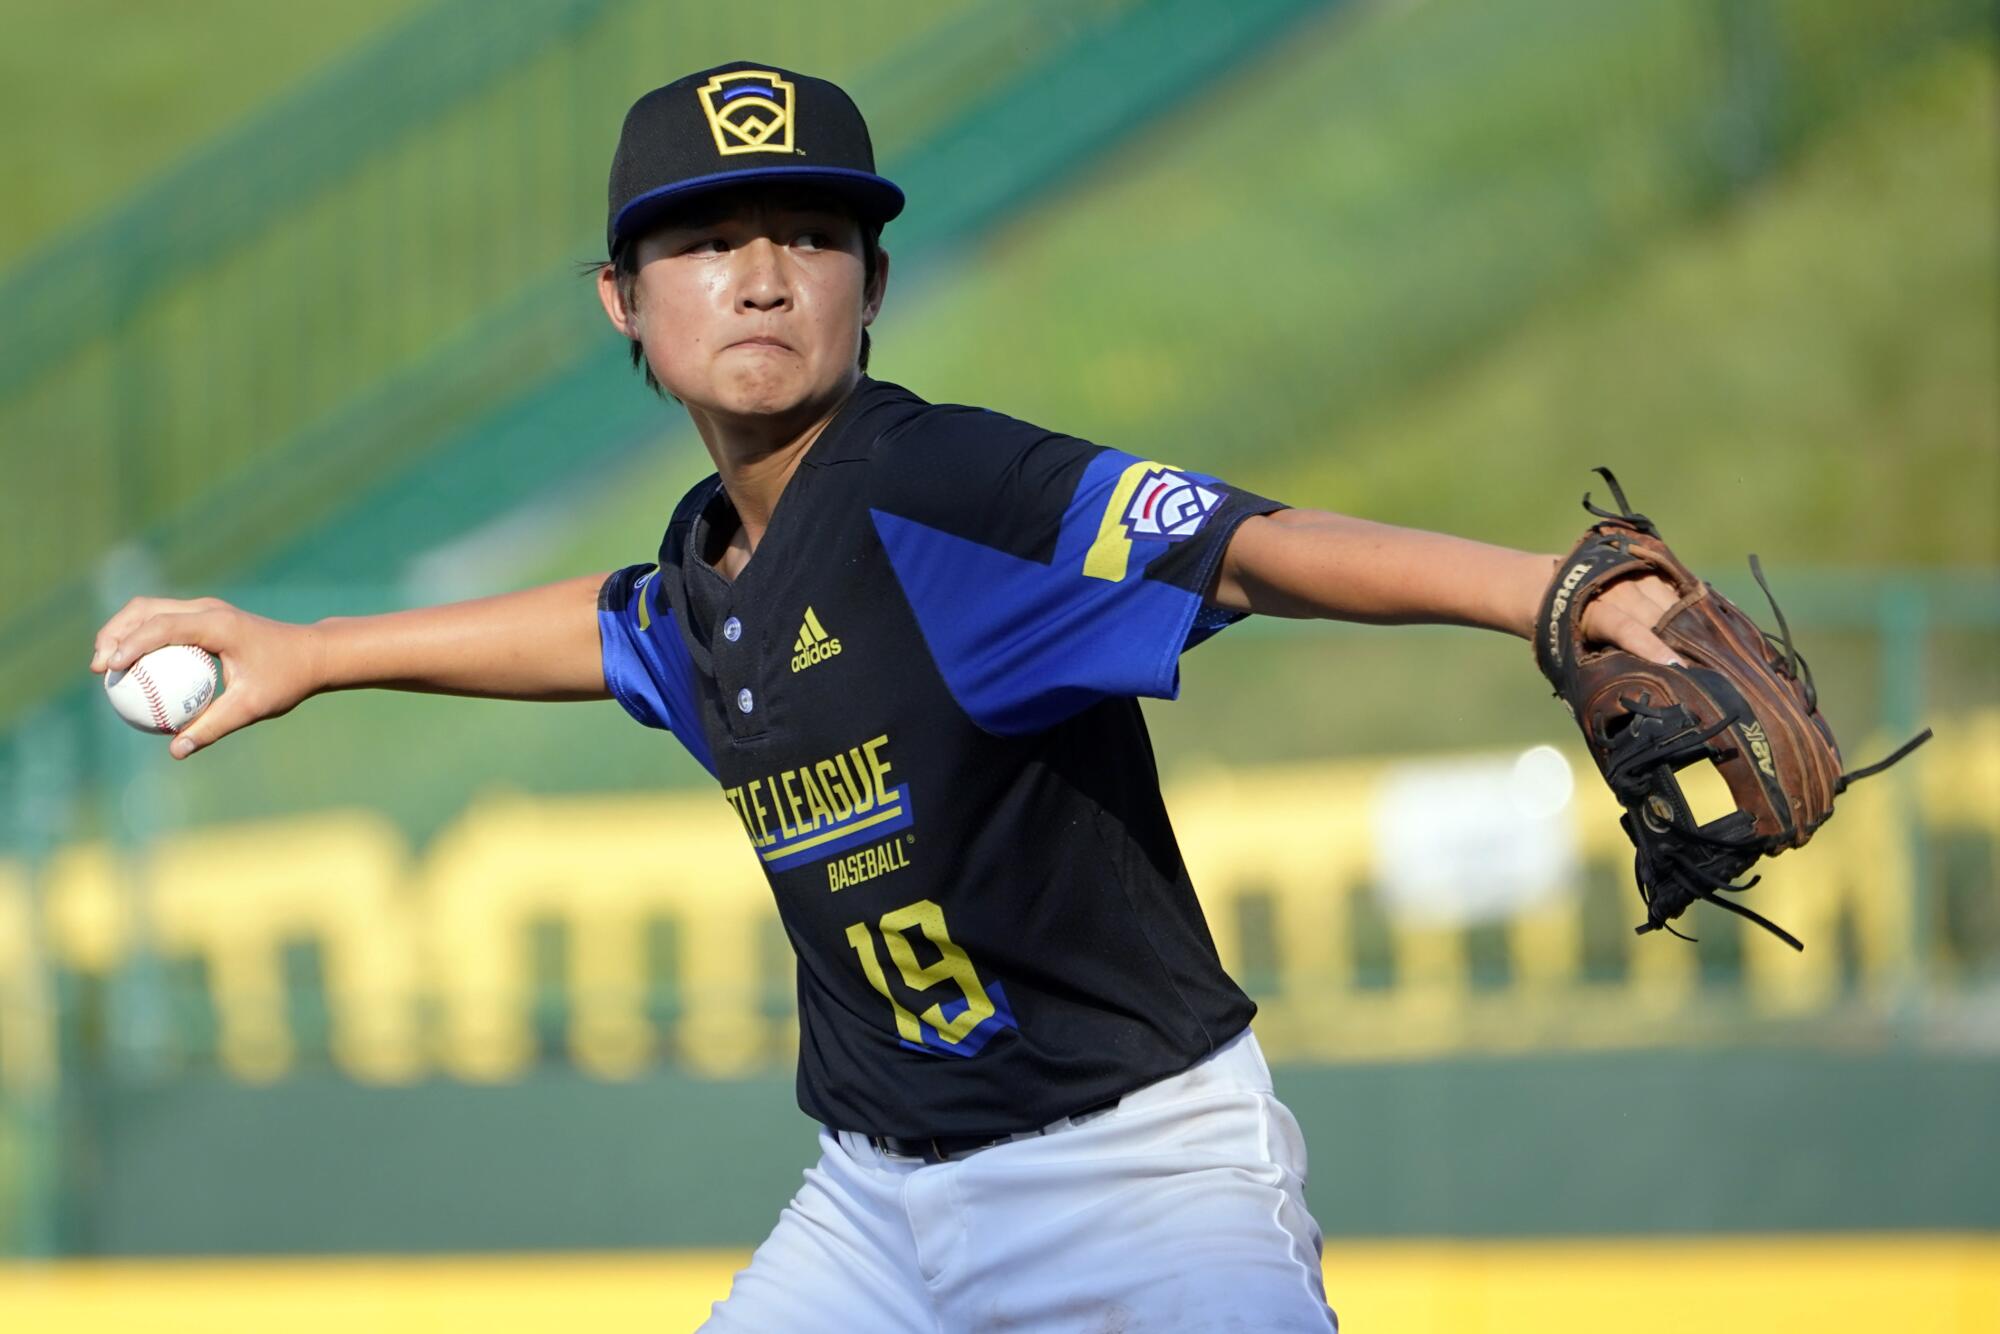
[698,70,797,155]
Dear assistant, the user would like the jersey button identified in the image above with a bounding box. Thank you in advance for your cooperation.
[723,616,742,643]
[736,687,754,714]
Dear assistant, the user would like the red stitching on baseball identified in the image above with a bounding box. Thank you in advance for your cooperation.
[133,666,173,732]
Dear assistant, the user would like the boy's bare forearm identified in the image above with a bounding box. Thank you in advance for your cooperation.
[311,573,612,700]
[92,573,614,758]
[1212,508,1554,635]
[1212,508,1681,664]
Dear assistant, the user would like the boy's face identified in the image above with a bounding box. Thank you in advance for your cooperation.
[600,187,887,424]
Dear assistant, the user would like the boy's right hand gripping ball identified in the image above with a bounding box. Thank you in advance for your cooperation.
[104,645,219,735]
[1536,469,1930,950]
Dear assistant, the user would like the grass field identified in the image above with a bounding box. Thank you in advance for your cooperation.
[0,0,418,267]
[534,12,1997,585]
[1279,43,1999,566]
[136,16,1999,836]
[8,0,1991,831]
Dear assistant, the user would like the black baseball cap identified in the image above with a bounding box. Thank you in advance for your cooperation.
[606,61,905,254]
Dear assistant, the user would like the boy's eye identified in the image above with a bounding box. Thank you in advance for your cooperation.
[685,237,727,255]
[795,231,832,250]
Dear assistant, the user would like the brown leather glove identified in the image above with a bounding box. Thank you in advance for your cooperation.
[1536,469,1930,950]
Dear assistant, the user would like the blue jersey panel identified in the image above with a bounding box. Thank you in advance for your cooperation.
[598,563,718,776]
[870,449,1247,736]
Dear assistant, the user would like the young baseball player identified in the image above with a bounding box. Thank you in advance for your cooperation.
[91,63,1680,1331]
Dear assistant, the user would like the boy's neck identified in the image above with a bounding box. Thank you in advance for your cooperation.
[688,375,859,573]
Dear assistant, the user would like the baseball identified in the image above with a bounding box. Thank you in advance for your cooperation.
[104,645,219,735]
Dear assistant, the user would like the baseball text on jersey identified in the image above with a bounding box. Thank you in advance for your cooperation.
[721,732,915,872]
[696,70,796,156]
[827,835,910,892]
[791,606,843,673]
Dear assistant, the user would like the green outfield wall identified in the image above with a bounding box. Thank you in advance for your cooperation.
[51,1048,2000,1255]
[5,718,1995,1256]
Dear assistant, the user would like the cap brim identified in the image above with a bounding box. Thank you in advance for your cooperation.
[610,166,904,250]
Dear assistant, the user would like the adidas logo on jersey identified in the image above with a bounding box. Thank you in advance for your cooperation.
[791,606,842,673]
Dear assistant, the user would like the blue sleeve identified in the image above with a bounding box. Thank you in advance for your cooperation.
[597,564,717,776]
[867,406,1285,735]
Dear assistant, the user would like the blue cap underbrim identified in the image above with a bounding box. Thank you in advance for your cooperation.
[610,166,905,251]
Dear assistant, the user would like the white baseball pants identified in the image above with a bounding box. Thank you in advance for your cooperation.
[701,1029,1337,1332]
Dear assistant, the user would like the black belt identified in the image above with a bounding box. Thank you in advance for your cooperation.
[865,1095,1122,1165]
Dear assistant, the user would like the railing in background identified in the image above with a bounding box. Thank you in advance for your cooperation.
[0,0,1159,720]
[1,712,1990,1092]
[1,0,1986,737]
[3,0,1368,748]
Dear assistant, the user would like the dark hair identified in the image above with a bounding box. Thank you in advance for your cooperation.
[591,217,883,399]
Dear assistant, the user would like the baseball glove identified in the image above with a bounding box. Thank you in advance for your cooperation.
[1536,468,1930,950]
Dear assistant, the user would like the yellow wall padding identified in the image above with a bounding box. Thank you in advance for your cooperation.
[1,1236,1995,1334]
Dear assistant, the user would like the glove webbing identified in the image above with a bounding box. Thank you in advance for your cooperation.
[1602,691,1799,949]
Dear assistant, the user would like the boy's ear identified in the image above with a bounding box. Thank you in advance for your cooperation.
[596,264,637,337]
[863,246,891,327]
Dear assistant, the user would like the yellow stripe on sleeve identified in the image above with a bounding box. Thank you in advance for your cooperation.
[1082,460,1157,583]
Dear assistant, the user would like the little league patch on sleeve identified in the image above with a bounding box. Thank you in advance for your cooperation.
[1121,467,1223,540]
[1081,458,1232,583]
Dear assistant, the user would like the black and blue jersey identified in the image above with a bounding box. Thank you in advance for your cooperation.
[598,377,1285,1138]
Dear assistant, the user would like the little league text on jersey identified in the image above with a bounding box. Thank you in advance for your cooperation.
[720,732,914,872]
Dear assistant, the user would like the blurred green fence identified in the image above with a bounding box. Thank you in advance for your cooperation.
[0,0,1339,733]
[1,0,992,707]
[2,0,1988,738]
